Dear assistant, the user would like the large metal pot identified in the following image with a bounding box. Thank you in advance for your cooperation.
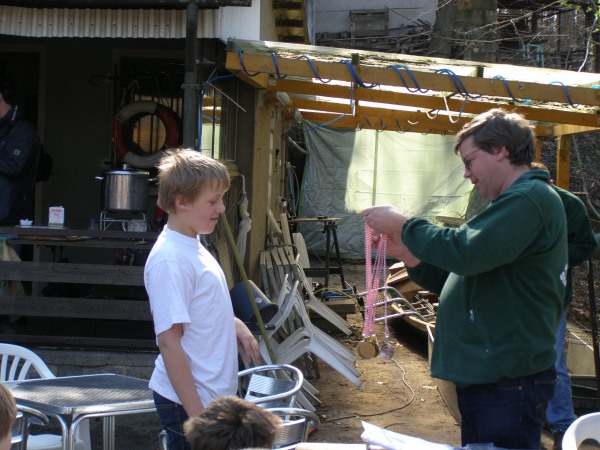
[96,167,150,212]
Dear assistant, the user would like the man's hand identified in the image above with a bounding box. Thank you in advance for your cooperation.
[363,205,409,235]
[364,206,420,267]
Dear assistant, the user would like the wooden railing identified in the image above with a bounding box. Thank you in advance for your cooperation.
[0,227,157,349]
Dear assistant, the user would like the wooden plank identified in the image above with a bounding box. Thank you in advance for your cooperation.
[0,296,151,321]
[259,250,271,298]
[277,247,292,278]
[265,249,279,296]
[0,333,156,350]
[271,78,600,129]
[299,111,462,134]
[0,261,144,286]
[227,47,600,107]
[270,248,286,287]
[556,134,571,189]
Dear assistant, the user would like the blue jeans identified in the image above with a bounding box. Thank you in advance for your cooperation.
[153,391,190,450]
[457,366,556,449]
[546,311,577,432]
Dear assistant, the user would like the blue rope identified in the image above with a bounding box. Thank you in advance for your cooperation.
[492,75,531,104]
[271,53,287,79]
[237,50,260,77]
[297,55,331,83]
[388,65,428,93]
[434,68,482,99]
[549,81,578,108]
[340,60,378,88]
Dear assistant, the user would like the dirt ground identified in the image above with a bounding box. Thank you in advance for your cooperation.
[303,261,558,448]
[96,260,579,449]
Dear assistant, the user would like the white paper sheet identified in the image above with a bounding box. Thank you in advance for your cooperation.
[361,421,457,450]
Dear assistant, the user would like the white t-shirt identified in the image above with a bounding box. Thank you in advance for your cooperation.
[144,226,238,407]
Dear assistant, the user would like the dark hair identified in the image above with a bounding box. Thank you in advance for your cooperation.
[0,77,16,106]
[184,396,281,450]
[455,109,536,166]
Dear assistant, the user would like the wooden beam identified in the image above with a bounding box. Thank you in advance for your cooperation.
[226,53,270,89]
[292,97,472,129]
[550,124,600,137]
[226,51,600,107]
[300,110,551,137]
[300,111,462,134]
[268,78,600,128]
[556,135,571,189]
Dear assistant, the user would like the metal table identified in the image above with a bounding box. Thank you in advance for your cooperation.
[7,373,156,450]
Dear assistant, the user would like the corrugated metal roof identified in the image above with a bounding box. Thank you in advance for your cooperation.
[0,5,219,37]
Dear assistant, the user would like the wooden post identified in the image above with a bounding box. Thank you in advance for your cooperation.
[556,134,571,189]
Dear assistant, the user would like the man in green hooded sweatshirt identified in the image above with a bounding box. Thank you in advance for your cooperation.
[364,109,567,449]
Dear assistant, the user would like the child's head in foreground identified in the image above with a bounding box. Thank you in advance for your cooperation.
[0,383,17,450]
[184,396,282,450]
[156,148,231,236]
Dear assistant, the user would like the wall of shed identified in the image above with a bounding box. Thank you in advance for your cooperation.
[0,37,240,263]
[0,3,269,42]
[245,92,292,281]
[313,0,438,34]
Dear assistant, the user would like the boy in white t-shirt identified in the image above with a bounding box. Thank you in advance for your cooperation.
[145,148,260,450]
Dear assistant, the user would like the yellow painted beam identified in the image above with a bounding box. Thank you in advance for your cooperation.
[535,138,542,162]
[300,110,551,137]
[550,124,600,137]
[226,51,600,107]
[268,79,600,128]
[556,135,571,189]
[300,111,463,134]
[292,97,473,129]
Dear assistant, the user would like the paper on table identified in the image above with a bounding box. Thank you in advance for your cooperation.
[361,421,457,450]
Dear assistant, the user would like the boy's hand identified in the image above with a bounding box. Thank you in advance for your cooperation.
[234,318,260,364]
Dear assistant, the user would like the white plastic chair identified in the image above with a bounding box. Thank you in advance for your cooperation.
[290,255,352,335]
[237,277,321,413]
[268,407,320,450]
[562,411,600,450]
[259,284,362,388]
[0,343,90,450]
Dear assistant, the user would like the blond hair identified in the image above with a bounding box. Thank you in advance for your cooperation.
[0,383,17,439]
[156,148,230,213]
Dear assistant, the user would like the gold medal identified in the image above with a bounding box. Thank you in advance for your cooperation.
[357,336,379,359]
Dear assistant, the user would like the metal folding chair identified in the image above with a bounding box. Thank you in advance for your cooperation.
[268,407,320,450]
[238,364,304,409]
[12,405,50,450]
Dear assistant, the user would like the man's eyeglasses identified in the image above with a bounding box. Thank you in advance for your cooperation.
[462,148,482,171]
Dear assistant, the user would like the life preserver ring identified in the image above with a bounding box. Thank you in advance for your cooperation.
[112,100,179,169]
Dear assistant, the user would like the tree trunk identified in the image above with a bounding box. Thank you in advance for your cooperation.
[427,0,457,58]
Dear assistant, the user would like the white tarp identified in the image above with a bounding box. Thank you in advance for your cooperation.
[297,121,472,258]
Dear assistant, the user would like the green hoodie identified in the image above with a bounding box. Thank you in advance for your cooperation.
[406,169,567,386]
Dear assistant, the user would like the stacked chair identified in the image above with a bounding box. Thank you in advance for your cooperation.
[268,407,321,450]
[256,212,362,389]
